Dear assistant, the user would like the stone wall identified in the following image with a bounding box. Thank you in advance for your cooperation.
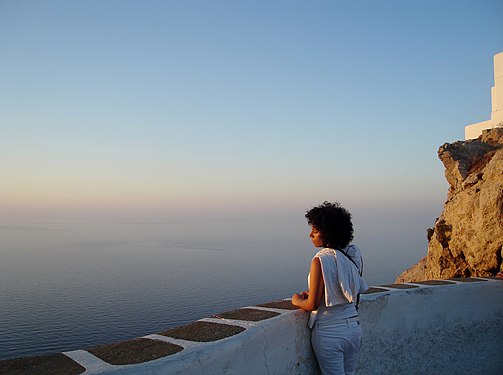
[2,278,502,375]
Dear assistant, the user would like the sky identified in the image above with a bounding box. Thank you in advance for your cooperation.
[1,0,502,227]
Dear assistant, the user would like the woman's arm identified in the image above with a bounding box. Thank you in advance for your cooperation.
[292,257,324,312]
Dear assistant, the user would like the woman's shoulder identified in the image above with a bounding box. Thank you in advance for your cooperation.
[314,246,361,258]
[313,248,336,261]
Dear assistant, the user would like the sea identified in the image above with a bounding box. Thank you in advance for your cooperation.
[0,218,427,361]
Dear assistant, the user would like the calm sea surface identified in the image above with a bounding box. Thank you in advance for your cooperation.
[0,219,426,360]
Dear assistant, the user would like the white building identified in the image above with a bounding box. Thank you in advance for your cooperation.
[465,52,503,140]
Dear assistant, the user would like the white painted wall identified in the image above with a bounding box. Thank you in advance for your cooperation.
[466,52,503,139]
[67,278,503,375]
[492,52,503,118]
[73,307,319,375]
[358,280,503,374]
[465,119,494,140]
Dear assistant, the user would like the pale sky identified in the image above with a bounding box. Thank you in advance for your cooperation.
[1,0,502,223]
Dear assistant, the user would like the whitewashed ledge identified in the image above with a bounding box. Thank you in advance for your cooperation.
[1,278,502,375]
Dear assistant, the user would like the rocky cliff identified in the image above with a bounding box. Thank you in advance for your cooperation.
[397,128,503,283]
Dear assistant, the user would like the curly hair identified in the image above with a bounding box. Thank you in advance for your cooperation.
[305,201,354,249]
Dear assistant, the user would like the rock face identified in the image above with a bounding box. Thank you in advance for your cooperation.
[397,128,503,282]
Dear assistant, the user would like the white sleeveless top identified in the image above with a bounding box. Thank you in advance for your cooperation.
[308,245,368,328]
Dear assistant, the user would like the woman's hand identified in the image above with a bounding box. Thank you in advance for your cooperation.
[291,292,307,306]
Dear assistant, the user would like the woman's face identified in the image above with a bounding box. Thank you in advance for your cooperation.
[309,225,324,248]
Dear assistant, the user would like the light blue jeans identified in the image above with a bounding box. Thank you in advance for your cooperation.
[311,317,362,375]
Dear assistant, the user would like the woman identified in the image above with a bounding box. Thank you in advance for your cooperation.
[292,201,368,375]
